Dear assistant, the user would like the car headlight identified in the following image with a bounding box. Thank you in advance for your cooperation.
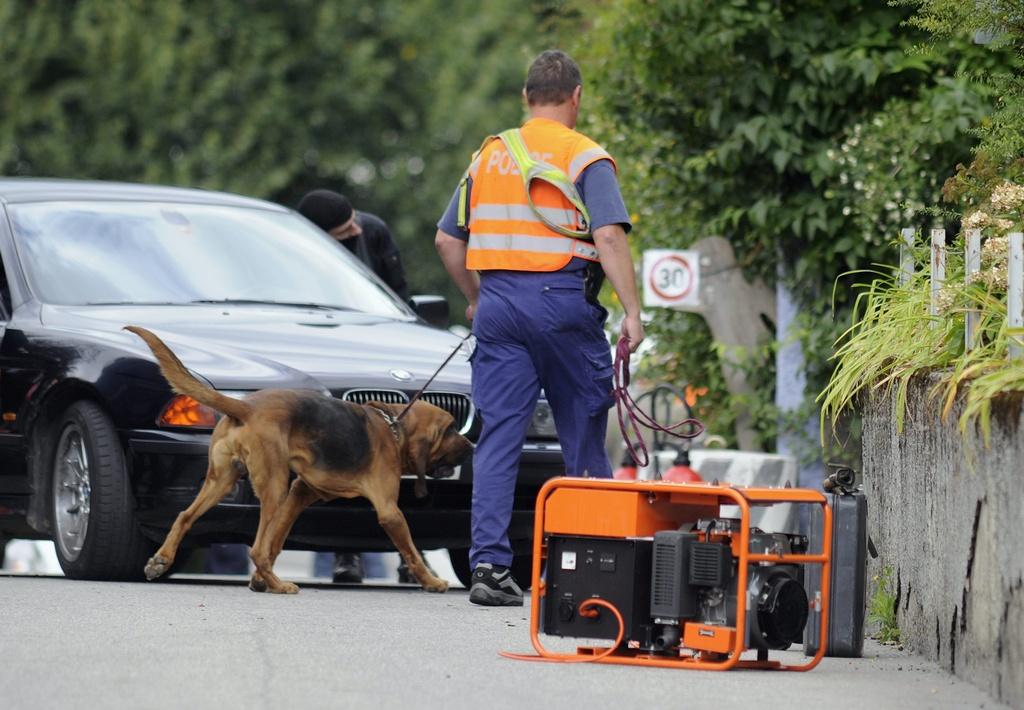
[527,400,557,439]
[157,391,251,428]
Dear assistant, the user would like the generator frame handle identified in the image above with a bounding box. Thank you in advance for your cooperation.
[527,477,833,671]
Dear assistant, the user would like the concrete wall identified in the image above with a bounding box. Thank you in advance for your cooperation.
[862,380,1024,708]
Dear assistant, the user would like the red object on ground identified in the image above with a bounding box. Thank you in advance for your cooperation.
[612,465,638,480]
[662,463,702,483]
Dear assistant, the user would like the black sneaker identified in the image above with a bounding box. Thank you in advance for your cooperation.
[469,563,524,606]
[332,553,364,584]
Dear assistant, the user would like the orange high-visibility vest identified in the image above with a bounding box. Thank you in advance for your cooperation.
[465,117,616,272]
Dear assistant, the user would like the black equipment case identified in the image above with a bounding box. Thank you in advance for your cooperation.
[804,489,868,657]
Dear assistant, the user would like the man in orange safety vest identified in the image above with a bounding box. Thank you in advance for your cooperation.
[435,50,644,606]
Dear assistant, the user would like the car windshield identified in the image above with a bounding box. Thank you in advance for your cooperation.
[6,200,411,317]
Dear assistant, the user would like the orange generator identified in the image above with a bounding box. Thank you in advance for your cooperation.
[522,478,833,670]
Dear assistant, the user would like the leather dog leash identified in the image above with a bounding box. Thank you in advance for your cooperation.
[396,332,473,422]
[613,336,704,468]
[395,330,703,469]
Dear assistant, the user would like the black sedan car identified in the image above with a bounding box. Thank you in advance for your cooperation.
[0,179,563,584]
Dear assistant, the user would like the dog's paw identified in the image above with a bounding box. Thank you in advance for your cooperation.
[249,576,268,593]
[144,555,170,581]
[423,578,449,593]
[270,581,300,595]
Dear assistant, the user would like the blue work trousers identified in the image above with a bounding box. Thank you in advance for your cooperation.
[469,270,614,569]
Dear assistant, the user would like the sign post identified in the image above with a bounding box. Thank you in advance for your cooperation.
[643,249,701,310]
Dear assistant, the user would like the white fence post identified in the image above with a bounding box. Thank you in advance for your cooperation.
[1009,232,1023,359]
[900,227,915,286]
[930,229,946,326]
[966,229,981,350]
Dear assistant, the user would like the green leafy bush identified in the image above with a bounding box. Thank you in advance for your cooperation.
[575,0,997,447]
[820,2,1024,444]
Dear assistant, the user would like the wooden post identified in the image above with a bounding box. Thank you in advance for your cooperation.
[900,227,915,286]
[930,229,945,326]
[966,229,981,351]
[689,236,775,451]
[1009,232,1023,359]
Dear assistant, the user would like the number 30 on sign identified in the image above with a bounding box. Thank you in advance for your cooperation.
[642,249,701,309]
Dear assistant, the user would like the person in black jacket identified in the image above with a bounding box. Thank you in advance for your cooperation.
[298,189,409,300]
[298,189,416,584]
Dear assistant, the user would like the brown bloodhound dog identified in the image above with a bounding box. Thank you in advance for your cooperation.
[125,325,471,594]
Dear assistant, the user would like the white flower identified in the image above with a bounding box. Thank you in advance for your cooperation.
[990,181,1024,211]
[933,288,956,314]
[963,211,990,229]
[971,265,1009,291]
[981,236,1008,268]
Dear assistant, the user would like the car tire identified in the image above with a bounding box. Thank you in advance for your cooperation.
[448,547,533,592]
[49,401,151,580]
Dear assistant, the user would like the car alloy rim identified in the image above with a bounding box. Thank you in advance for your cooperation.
[53,424,91,562]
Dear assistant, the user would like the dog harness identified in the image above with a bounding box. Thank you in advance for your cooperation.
[367,405,402,443]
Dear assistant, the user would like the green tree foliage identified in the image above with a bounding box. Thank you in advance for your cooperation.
[896,0,1024,166]
[0,0,554,303]
[895,0,1024,218]
[574,0,1000,447]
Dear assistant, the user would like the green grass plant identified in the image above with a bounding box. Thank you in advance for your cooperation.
[868,565,901,645]
[820,232,1023,445]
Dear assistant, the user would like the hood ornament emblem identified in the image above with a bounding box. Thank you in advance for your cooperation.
[389,369,414,382]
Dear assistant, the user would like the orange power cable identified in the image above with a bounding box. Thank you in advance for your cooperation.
[499,598,625,664]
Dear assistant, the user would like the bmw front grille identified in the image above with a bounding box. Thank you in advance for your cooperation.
[340,389,474,434]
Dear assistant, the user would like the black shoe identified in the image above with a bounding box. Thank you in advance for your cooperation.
[397,550,434,584]
[469,563,523,606]
[332,553,364,584]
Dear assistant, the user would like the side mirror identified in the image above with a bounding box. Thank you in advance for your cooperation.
[408,294,450,329]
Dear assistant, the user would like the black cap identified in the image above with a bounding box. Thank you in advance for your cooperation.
[297,190,354,231]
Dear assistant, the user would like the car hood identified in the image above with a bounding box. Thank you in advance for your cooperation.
[38,304,472,392]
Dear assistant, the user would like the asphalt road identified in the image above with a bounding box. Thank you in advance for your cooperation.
[0,574,1006,710]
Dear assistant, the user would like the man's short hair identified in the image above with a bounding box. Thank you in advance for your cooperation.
[524,50,582,106]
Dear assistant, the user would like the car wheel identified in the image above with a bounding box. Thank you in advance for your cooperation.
[448,547,533,592]
[50,401,151,580]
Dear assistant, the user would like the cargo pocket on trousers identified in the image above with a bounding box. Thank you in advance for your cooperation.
[541,284,587,332]
[584,343,615,416]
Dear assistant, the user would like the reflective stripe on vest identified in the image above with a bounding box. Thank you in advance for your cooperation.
[569,147,612,182]
[468,233,599,260]
[472,202,578,229]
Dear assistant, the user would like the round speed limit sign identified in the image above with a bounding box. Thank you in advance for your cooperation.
[643,249,701,309]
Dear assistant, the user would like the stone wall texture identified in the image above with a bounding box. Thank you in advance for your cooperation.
[863,381,1023,708]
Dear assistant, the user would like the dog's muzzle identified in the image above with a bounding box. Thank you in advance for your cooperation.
[429,464,456,479]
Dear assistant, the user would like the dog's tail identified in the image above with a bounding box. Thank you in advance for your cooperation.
[124,325,253,423]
